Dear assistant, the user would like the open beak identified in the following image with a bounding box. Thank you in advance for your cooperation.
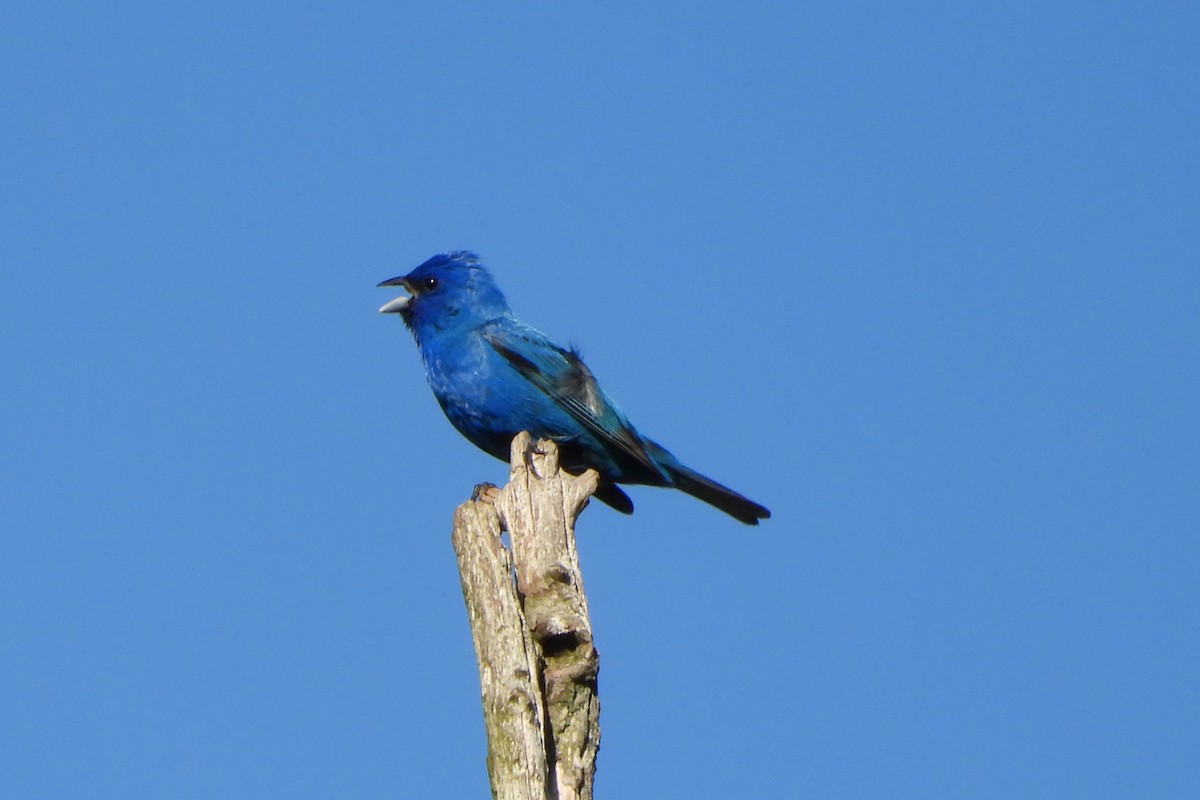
[377,276,412,314]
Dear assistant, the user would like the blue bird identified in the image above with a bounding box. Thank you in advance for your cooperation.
[378,252,770,525]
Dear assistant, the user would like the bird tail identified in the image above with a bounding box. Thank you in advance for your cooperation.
[641,438,770,525]
[668,463,771,525]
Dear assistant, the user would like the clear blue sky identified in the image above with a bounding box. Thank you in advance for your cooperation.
[2,3,1197,798]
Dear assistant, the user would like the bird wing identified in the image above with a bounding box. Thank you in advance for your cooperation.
[482,322,667,482]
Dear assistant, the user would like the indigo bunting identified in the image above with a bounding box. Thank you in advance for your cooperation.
[378,252,770,525]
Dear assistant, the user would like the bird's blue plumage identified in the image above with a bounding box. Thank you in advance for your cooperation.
[378,251,770,525]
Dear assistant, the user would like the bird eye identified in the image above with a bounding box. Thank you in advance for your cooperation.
[422,277,438,291]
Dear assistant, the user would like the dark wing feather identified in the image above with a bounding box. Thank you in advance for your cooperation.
[484,329,665,482]
[593,482,635,514]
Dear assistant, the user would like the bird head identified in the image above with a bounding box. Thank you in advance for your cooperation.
[378,251,510,334]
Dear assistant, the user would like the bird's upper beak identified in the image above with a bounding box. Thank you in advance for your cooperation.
[377,276,412,314]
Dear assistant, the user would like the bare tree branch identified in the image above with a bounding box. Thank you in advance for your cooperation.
[452,499,551,800]
[451,433,601,800]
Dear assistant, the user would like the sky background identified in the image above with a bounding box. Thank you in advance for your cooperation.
[2,3,1197,798]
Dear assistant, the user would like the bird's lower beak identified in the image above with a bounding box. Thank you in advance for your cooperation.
[377,276,412,314]
[378,294,411,314]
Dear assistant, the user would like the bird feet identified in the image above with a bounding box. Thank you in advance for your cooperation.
[471,482,504,505]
